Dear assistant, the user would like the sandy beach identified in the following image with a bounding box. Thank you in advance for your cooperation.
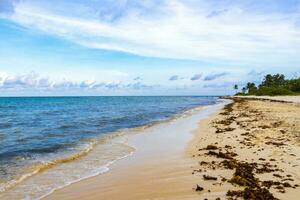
[2,1,300,199]
[43,97,300,200]
[42,101,227,200]
[188,97,300,199]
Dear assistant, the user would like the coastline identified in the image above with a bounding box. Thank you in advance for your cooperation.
[4,96,299,200]
[45,96,300,200]
[42,100,228,200]
[0,97,218,200]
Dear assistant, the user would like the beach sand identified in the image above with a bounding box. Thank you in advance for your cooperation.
[44,97,300,200]
[43,102,227,200]
[188,97,300,199]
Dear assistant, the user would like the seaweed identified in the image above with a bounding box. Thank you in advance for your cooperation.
[227,187,278,200]
[265,141,286,146]
[205,150,237,160]
[203,175,218,180]
[229,161,259,187]
[204,145,218,150]
[195,184,204,191]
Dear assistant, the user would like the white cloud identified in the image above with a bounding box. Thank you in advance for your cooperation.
[190,73,203,81]
[1,72,52,88]
[204,72,229,81]
[248,70,264,76]
[169,75,179,81]
[4,0,300,65]
[203,82,234,89]
[133,76,141,81]
[0,72,158,91]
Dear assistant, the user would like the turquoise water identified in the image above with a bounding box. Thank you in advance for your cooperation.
[0,96,217,195]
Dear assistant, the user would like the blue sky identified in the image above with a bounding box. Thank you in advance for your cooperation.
[0,0,300,96]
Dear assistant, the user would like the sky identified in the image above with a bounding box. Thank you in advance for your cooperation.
[0,0,300,96]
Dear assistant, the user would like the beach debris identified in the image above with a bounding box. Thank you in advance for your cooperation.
[215,127,235,133]
[226,187,279,200]
[228,161,258,187]
[203,175,217,181]
[221,177,227,182]
[203,144,218,150]
[265,141,286,146]
[192,169,202,174]
[258,125,271,129]
[220,102,234,115]
[273,174,282,178]
[195,184,204,191]
[280,129,286,134]
[224,145,232,149]
[205,150,237,160]
[261,180,281,188]
[199,161,208,165]
[192,98,300,199]
[283,182,292,187]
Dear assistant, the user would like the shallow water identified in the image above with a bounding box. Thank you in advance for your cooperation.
[0,96,218,199]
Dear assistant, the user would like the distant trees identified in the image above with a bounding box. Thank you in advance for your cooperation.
[235,74,300,96]
[288,78,300,92]
[260,74,286,87]
[246,82,257,95]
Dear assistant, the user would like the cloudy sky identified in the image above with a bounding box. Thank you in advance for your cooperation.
[0,0,300,96]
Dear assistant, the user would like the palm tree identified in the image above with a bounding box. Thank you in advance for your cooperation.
[234,84,238,94]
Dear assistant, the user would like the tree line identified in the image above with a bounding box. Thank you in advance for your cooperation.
[234,74,300,96]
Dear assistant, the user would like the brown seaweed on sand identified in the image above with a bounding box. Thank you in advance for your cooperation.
[205,150,237,160]
[227,187,279,200]
[203,175,218,181]
[195,184,204,191]
[193,98,300,199]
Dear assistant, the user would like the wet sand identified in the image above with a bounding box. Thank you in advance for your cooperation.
[44,102,227,200]
[44,97,300,200]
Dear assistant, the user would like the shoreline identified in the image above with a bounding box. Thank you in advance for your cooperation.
[3,96,299,199]
[42,100,228,200]
[0,99,223,200]
[44,96,300,200]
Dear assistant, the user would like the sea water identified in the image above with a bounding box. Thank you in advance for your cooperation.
[0,96,218,199]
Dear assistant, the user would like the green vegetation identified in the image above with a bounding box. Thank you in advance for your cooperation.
[235,74,300,96]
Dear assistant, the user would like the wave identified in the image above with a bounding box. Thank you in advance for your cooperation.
[0,126,138,197]
[0,140,97,193]
[0,102,219,199]
[38,151,135,200]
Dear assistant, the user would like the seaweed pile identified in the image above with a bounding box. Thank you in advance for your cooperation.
[192,99,300,199]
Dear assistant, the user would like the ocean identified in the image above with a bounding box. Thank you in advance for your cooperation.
[0,96,218,199]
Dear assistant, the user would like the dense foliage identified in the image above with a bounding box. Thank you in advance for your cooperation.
[236,74,300,96]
